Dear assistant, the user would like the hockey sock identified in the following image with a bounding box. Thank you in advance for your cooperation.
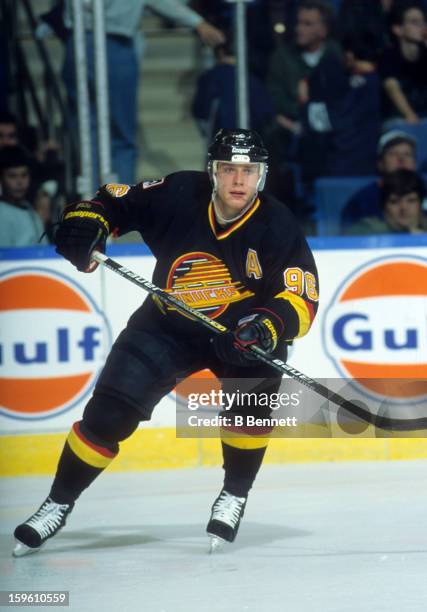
[221,441,267,498]
[50,421,118,504]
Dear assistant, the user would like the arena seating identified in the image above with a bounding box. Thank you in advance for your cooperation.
[314,176,376,236]
[315,173,427,236]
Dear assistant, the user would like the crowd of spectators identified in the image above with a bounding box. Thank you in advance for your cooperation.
[347,168,426,234]
[192,0,427,235]
[341,130,418,230]
[61,0,224,188]
[0,145,49,247]
[1,0,427,246]
[0,0,224,247]
[0,111,64,246]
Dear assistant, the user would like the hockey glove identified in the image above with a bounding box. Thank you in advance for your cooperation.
[54,201,109,272]
[212,313,282,367]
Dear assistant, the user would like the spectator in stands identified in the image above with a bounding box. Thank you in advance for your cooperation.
[62,0,224,187]
[347,168,427,234]
[191,0,283,79]
[0,111,19,149]
[338,0,395,56]
[0,111,64,201]
[379,1,427,127]
[191,34,275,143]
[0,146,49,247]
[341,130,418,231]
[298,32,381,182]
[266,0,341,164]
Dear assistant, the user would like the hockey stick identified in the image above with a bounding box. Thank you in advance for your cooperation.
[92,251,427,432]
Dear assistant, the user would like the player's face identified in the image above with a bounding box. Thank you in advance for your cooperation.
[384,191,422,231]
[215,162,260,218]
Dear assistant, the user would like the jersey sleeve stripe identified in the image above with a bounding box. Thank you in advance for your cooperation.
[273,291,315,338]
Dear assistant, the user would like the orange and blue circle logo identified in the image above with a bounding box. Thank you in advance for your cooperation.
[0,268,112,420]
[323,255,427,404]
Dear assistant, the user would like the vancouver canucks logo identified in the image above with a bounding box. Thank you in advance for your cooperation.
[165,252,253,319]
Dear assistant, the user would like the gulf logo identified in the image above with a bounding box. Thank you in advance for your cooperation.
[323,255,427,403]
[173,369,221,410]
[0,267,112,420]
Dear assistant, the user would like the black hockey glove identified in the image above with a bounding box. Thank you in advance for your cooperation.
[54,201,109,272]
[212,312,282,367]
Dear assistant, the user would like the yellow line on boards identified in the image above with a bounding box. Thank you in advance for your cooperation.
[2,428,427,477]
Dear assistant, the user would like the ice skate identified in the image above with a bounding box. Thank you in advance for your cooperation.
[13,497,74,557]
[206,489,247,553]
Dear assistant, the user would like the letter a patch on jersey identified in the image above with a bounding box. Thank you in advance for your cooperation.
[246,248,262,279]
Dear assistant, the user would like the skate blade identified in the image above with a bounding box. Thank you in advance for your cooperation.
[208,535,226,554]
[13,540,42,558]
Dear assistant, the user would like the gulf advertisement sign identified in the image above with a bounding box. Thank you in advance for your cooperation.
[0,267,111,420]
[324,255,427,404]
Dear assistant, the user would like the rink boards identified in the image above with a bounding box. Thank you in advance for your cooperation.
[1,235,426,475]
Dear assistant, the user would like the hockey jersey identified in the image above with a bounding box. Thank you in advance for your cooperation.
[93,171,319,341]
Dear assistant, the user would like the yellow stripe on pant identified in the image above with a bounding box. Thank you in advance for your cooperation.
[67,423,117,469]
[220,427,270,450]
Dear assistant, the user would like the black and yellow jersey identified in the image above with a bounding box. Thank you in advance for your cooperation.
[94,171,319,341]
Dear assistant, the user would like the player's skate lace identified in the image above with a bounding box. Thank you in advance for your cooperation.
[13,497,73,556]
[206,489,247,545]
[26,498,71,538]
[211,490,246,527]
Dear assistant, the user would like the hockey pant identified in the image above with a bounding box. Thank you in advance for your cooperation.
[50,309,285,503]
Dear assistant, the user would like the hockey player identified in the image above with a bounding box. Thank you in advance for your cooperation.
[13,129,319,556]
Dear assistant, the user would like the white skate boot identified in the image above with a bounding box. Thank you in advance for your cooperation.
[206,489,247,553]
[13,497,74,557]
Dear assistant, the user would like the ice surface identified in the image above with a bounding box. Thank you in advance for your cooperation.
[1,461,427,612]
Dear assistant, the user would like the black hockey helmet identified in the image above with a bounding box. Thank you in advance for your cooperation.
[208,128,269,164]
[207,129,269,192]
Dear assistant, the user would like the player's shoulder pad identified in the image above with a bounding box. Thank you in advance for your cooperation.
[163,170,210,190]
[144,170,212,207]
[135,170,210,193]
